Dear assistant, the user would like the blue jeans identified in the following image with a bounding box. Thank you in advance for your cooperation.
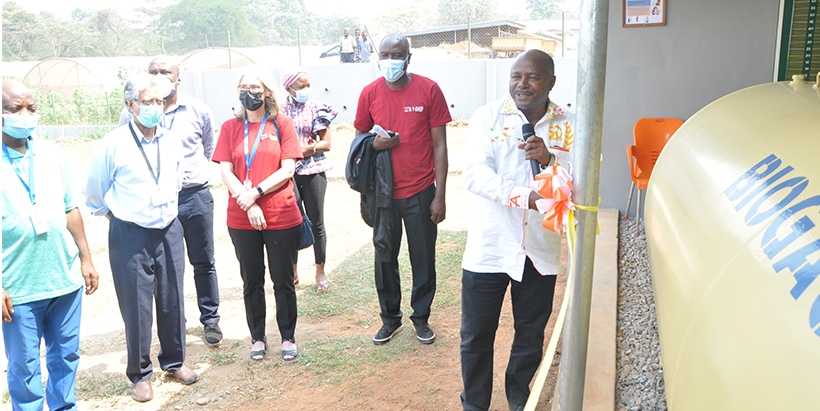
[459,259,557,411]
[3,287,83,411]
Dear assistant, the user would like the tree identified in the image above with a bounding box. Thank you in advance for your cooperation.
[527,0,577,20]
[244,0,319,46]
[86,9,139,57]
[437,0,496,26]
[374,4,435,34]
[155,0,261,54]
[2,2,47,61]
[313,16,362,46]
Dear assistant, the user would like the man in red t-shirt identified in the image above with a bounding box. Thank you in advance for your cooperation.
[354,33,452,346]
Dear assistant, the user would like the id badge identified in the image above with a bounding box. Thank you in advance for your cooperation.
[244,178,252,190]
[31,209,49,235]
[151,189,175,206]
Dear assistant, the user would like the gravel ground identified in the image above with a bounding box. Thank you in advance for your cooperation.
[616,218,668,411]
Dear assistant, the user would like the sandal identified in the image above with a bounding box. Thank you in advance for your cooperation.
[316,278,330,292]
[282,341,298,362]
[250,340,266,361]
[282,348,298,362]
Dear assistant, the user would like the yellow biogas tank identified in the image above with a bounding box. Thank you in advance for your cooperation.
[645,75,820,410]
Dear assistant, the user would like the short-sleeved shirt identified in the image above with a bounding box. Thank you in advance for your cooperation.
[282,97,338,175]
[354,74,452,199]
[2,138,84,305]
[212,114,303,230]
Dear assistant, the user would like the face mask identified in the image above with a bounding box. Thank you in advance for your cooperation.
[291,87,310,104]
[381,58,407,83]
[239,89,264,111]
[136,104,163,128]
[2,114,39,139]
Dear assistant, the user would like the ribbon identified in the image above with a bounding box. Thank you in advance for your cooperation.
[532,165,575,236]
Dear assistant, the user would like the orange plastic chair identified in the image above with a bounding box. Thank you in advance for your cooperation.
[625,118,684,223]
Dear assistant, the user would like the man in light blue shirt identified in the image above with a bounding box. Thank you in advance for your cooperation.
[2,79,99,411]
[86,73,198,403]
[118,55,222,347]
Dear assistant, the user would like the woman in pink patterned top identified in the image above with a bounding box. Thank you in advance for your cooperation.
[281,69,338,292]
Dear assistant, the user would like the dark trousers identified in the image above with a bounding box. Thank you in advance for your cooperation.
[178,185,220,325]
[375,185,437,328]
[460,258,557,411]
[294,172,327,264]
[228,226,300,343]
[109,216,186,384]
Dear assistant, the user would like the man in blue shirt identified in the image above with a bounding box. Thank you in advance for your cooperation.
[2,79,99,411]
[86,73,197,403]
[119,55,222,348]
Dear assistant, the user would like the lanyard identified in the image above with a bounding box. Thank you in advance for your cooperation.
[2,139,35,204]
[128,122,161,184]
[243,112,268,181]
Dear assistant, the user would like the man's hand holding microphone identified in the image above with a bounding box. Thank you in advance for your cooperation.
[519,123,553,209]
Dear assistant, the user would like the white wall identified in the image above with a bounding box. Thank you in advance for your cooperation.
[601,0,780,215]
[179,57,579,126]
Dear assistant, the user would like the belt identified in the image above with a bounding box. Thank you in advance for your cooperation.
[179,184,208,196]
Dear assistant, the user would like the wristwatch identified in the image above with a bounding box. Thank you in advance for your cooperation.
[540,152,555,171]
[255,186,264,196]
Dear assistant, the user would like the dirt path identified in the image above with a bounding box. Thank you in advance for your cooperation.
[2,125,565,411]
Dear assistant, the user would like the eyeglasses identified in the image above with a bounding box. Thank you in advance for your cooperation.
[238,85,264,93]
[137,99,165,106]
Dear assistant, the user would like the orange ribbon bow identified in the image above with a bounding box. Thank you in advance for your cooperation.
[532,165,574,235]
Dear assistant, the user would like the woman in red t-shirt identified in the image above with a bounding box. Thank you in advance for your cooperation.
[212,68,303,362]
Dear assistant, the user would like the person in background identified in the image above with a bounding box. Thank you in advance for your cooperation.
[354,34,451,346]
[119,55,222,347]
[359,31,374,63]
[459,50,575,411]
[212,67,303,362]
[340,28,356,64]
[354,28,362,62]
[281,69,338,292]
[86,73,198,402]
[2,79,99,411]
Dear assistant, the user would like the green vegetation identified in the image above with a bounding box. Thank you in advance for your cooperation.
[75,372,132,400]
[33,88,123,126]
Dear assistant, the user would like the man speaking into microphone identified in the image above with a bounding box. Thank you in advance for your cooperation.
[459,50,575,411]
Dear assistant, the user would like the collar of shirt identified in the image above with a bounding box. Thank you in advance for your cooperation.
[500,96,566,122]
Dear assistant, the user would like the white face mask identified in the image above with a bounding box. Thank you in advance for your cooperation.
[291,87,310,104]
[380,58,406,83]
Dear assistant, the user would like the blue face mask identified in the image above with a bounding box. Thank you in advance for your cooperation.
[291,87,310,104]
[136,104,163,128]
[380,58,407,83]
[2,114,39,139]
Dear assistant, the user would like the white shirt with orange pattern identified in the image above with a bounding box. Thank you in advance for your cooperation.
[462,96,575,281]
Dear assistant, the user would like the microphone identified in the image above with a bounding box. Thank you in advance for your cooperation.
[522,123,540,178]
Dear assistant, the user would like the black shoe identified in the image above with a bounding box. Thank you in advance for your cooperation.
[372,324,403,345]
[508,401,524,411]
[204,323,223,347]
[414,323,436,344]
